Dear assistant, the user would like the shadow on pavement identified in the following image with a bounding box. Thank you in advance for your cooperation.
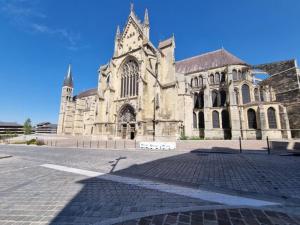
[48,147,300,225]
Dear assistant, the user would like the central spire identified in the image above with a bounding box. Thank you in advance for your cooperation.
[63,64,73,88]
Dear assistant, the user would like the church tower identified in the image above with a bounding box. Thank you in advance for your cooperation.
[57,64,74,134]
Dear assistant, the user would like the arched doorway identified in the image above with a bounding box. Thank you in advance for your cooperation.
[118,104,136,139]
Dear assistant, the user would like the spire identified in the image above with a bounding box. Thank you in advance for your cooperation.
[144,8,149,26]
[115,25,121,40]
[130,2,134,12]
[63,64,73,88]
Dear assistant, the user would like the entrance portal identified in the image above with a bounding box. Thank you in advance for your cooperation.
[118,104,136,139]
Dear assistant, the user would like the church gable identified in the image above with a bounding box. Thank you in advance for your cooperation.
[119,19,143,54]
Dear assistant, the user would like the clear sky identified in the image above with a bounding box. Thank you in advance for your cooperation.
[0,0,299,125]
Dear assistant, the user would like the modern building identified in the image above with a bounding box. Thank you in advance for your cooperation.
[57,5,297,140]
[0,122,23,135]
[35,122,57,134]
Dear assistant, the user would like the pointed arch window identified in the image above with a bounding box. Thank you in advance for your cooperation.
[210,74,214,84]
[120,59,139,98]
[212,90,218,107]
[199,76,203,88]
[212,111,220,128]
[194,77,198,87]
[268,107,277,129]
[215,72,220,84]
[198,92,204,109]
[194,93,199,109]
[221,72,226,82]
[242,84,251,104]
[220,90,227,107]
[247,109,257,129]
[222,110,230,129]
[198,111,205,128]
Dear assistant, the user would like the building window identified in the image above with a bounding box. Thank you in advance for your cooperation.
[232,69,238,81]
[120,59,139,98]
[198,92,204,109]
[220,90,226,107]
[190,78,193,87]
[268,107,277,129]
[210,74,214,84]
[194,77,198,87]
[215,72,220,84]
[247,109,257,129]
[221,72,226,82]
[193,112,197,128]
[194,93,199,109]
[212,111,220,128]
[242,84,251,104]
[198,111,205,129]
[199,76,203,88]
[212,90,218,107]
[222,110,230,129]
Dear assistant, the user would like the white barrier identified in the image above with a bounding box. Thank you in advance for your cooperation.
[139,142,176,150]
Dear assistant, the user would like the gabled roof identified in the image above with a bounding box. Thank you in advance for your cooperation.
[77,88,98,99]
[175,49,247,74]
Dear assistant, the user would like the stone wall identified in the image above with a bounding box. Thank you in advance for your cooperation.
[254,60,300,138]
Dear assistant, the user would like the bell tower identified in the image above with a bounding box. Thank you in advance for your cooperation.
[57,64,74,134]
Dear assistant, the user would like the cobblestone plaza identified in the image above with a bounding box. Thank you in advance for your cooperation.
[0,144,300,225]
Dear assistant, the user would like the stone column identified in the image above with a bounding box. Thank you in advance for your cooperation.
[204,79,212,138]
[258,105,266,139]
[227,69,241,139]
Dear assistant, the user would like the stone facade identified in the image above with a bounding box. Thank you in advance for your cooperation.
[57,6,295,140]
[255,60,300,138]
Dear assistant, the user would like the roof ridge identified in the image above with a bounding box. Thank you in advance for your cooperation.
[176,49,223,63]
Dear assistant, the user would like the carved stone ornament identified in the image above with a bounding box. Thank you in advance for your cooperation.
[119,105,136,123]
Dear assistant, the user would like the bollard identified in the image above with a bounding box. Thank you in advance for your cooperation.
[51,140,52,146]
[114,140,116,149]
[83,141,84,148]
[90,140,92,148]
[97,140,100,148]
[106,140,108,149]
[135,139,137,148]
[77,140,79,148]
[239,137,242,153]
[267,136,271,155]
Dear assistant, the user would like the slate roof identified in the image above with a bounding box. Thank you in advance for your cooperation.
[77,88,98,99]
[175,49,247,74]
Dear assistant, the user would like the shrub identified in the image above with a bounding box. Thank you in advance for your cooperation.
[26,139,37,145]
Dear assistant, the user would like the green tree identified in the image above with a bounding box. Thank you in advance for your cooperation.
[23,118,32,135]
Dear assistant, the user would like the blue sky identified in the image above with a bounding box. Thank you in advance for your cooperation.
[0,0,299,125]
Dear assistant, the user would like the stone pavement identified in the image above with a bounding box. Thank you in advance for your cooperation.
[0,145,300,225]
[115,208,300,225]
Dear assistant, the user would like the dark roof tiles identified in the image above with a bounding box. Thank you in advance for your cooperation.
[77,88,98,99]
[175,49,247,74]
